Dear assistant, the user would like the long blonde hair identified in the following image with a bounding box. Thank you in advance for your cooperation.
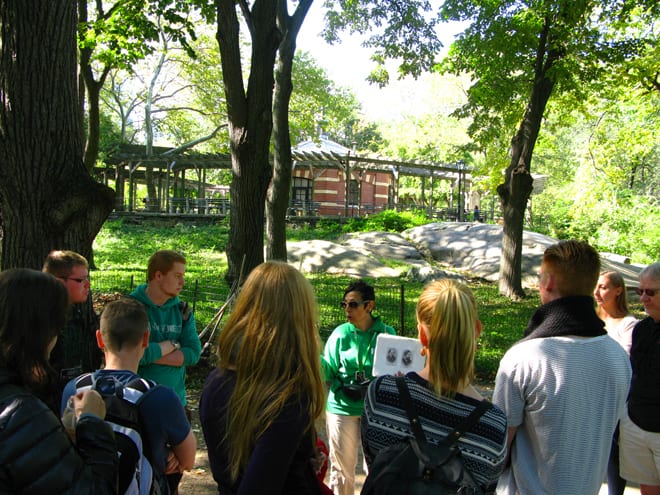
[596,271,630,319]
[216,261,325,481]
[416,279,478,397]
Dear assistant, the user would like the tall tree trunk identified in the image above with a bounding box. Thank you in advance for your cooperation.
[496,20,559,299]
[0,0,114,270]
[267,0,312,262]
[217,0,280,285]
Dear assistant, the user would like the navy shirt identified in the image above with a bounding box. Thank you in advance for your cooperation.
[61,369,191,474]
[200,368,321,495]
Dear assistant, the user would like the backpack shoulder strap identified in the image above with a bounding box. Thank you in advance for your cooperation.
[74,372,95,392]
[123,377,158,405]
[395,376,491,448]
[395,376,427,445]
[441,399,491,448]
[179,301,191,322]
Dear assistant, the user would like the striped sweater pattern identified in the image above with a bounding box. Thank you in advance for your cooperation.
[361,373,507,489]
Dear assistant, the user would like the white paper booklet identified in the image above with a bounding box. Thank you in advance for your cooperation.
[372,333,425,376]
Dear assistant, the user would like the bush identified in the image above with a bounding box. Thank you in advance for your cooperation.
[363,209,428,232]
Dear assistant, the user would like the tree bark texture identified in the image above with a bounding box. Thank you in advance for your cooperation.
[0,0,114,269]
[216,0,280,285]
[497,20,559,299]
[266,0,312,262]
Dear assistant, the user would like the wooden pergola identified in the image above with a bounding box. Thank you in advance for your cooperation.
[98,141,477,220]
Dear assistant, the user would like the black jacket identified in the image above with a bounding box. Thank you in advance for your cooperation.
[0,368,118,494]
[628,317,660,432]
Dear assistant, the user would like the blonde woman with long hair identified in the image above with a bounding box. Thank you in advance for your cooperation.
[595,270,638,355]
[594,271,638,495]
[199,261,326,495]
[361,279,507,491]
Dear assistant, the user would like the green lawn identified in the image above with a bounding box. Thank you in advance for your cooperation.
[92,218,640,381]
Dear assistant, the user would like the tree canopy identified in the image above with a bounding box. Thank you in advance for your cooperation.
[321,0,659,297]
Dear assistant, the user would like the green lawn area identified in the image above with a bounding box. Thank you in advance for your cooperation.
[92,218,640,381]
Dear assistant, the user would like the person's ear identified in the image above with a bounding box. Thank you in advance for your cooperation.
[96,329,105,350]
[142,329,150,348]
[418,323,429,348]
[542,272,555,292]
[475,319,483,340]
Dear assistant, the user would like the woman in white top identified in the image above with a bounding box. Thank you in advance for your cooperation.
[595,270,638,355]
[595,270,638,495]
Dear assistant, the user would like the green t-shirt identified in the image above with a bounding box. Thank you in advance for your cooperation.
[321,316,396,416]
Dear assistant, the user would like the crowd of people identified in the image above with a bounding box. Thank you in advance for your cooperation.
[0,242,658,495]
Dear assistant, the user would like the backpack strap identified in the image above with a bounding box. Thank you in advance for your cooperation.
[179,301,191,322]
[122,377,157,405]
[394,376,491,448]
[74,373,157,404]
[74,372,95,392]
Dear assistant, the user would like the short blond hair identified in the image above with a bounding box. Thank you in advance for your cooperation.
[543,240,600,297]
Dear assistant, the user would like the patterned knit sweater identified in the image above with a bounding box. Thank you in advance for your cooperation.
[361,372,507,490]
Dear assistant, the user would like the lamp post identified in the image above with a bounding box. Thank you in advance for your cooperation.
[457,160,465,222]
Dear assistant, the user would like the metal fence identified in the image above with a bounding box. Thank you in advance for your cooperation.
[91,270,552,377]
[91,271,421,340]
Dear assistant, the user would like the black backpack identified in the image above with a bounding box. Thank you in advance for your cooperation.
[361,376,491,495]
[74,373,160,495]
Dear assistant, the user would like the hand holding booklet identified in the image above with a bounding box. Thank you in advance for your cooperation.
[372,333,426,376]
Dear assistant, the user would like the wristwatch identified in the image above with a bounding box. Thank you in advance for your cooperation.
[171,341,181,351]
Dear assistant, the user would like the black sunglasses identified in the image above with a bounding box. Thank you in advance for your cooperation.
[340,300,370,309]
[635,287,659,297]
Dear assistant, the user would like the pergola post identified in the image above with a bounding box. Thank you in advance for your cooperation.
[344,152,351,217]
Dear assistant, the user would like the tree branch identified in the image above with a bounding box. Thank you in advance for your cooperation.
[161,124,228,155]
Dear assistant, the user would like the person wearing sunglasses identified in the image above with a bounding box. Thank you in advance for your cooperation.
[621,262,660,495]
[43,250,102,393]
[321,280,395,495]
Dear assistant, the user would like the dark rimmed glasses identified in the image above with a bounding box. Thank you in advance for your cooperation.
[60,276,90,284]
[635,287,659,297]
[340,300,370,309]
